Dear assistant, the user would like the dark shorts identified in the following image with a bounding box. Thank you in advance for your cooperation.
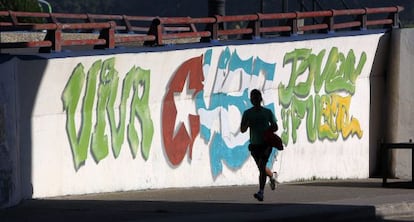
[248,144,272,166]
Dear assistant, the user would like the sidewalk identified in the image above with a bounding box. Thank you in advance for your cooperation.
[1,178,413,221]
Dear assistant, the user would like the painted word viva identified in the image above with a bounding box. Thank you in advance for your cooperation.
[62,58,154,170]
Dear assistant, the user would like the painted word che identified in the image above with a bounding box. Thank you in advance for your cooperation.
[62,58,154,170]
[279,47,366,145]
[162,48,279,177]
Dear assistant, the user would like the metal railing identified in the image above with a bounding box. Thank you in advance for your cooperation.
[0,6,403,53]
[381,141,414,187]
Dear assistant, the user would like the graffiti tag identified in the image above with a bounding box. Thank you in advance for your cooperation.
[62,58,154,170]
[279,47,366,145]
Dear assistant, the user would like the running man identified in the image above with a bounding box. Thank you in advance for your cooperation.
[240,89,278,201]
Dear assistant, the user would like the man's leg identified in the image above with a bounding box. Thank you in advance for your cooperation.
[250,147,265,201]
[264,147,277,190]
[251,148,266,191]
[258,158,267,191]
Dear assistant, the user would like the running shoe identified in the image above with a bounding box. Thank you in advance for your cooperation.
[253,192,264,201]
[269,177,276,190]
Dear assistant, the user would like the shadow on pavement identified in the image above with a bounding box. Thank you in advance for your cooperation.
[382,181,414,189]
[291,180,414,189]
[0,199,380,222]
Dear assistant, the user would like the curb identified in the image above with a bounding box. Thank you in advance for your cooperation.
[376,201,414,218]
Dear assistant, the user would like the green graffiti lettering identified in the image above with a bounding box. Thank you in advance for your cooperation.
[91,58,116,162]
[125,66,153,159]
[279,48,312,106]
[62,61,101,169]
[330,94,363,139]
[279,47,366,144]
[62,57,154,170]
[283,96,320,144]
[319,94,338,140]
[305,95,320,143]
[280,108,290,145]
[310,50,326,94]
[325,48,367,94]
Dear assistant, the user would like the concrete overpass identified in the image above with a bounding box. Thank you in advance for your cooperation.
[0,7,412,208]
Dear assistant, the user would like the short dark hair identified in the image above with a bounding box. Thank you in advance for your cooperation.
[250,89,262,100]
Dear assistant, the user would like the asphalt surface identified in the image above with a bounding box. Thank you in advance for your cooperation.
[1,178,413,222]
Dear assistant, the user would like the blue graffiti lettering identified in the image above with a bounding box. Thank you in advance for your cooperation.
[197,47,279,177]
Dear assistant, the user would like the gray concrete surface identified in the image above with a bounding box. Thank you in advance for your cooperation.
[0,178,413,221]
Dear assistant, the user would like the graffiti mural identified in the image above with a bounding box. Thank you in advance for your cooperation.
[278,47,366,145]
[61,46,367,177]
[62,57,154,170]
[162,48,279,177]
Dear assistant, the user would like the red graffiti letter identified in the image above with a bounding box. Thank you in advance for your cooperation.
[162,56,204,165]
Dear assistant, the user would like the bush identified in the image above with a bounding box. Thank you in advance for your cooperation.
[0,0,43,23]
[0,0,42,12]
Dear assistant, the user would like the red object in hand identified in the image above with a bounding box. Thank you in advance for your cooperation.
[263,129,284,150]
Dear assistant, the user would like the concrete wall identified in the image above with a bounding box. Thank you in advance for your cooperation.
[386,28,414,179]
[0,31,390,207]
[0,57,20,207]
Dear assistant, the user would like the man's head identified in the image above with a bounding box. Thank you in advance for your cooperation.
[250,89,262,107]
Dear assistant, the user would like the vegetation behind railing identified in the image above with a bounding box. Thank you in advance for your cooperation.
[0,6,404,53]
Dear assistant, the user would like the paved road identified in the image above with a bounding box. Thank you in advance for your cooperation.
[1,179,413,222]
